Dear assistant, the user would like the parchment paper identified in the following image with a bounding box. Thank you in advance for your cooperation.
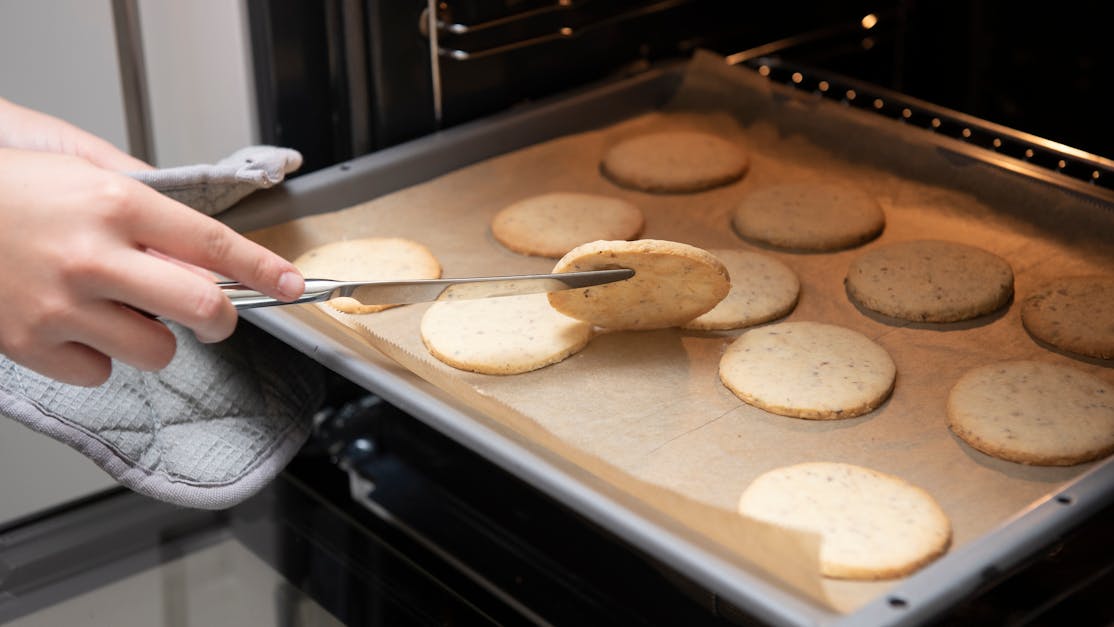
[248,51,1114,613]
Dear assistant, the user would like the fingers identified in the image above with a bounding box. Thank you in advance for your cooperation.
[0,97,152,171]
[78,136,152,172]
[5,298,179,386]
[0,149,274,386]
[20,342,113,388]
[145,248,218,281]
[16,310,172,386]
[118,182,304,302]
[67,302,178,371]
[88,249,240,344]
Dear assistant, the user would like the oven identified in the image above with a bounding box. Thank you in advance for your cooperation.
[2,1,1112,625]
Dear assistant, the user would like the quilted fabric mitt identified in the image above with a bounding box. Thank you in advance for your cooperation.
[128,145,303,216]
[0,321,325,510]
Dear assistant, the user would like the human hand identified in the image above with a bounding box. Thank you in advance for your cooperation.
[0,96,151,172]
[0,148,305,386]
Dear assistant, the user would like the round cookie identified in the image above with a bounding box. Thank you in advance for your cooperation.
[737,462,951,580]
[845,239,1014,322]
[682,249,800,331]
[1020,275,1114,360]
[420,293,593,375]
[719,321,896,419]
[731,182,885,251]
[947,360,1114,466]
[491,192,644,258]
[547,239,730,330]
[293,238,442,314]
[600,131,749,193]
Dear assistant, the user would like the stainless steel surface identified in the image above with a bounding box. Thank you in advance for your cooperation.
[5,539,340,627]
[425,0,699,61]
[436,1,585,35]
[425,0,444,123]
[722,13,882,66]
[220,268,634,309]
[110,0,154,164]
[339,0,372,157]
[224,62,1114,626]
[739,56,1114,200]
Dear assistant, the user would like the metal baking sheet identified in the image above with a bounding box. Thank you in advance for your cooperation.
[224,56,1114,626]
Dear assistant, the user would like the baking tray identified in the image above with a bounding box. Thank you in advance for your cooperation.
[223,57,1114,626]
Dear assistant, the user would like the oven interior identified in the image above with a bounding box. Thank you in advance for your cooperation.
[244,1,1113,624]
[247,0,1112,174]
[2,1,1111,626]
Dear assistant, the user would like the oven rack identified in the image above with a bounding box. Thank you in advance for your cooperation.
[422,0,702,61]
[735,56,1114,198]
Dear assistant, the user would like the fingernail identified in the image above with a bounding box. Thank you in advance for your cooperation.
[196,325,230,344]
[278,271,304,300]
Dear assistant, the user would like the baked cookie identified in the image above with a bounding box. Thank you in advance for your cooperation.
[420,293,593,375]
[600,131,749,193]
[737,462,951,580]
[845,240,1014,322]
[682,249,800,331]
[1021,275,1114,360]
[547,239,730,330]
[491,192,644,258]
[731,182,885,251]
[947,360,1114,466]
[293,238,442,314]
[719,321,896,419]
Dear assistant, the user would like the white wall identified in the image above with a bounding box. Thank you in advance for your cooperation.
[0,0,131,152]
[0,0,256,169]
[139,0,257,166]
[0,0,257,523]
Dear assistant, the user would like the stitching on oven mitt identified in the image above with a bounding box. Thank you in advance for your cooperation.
[127,146,303,216]
[0,321,325,510]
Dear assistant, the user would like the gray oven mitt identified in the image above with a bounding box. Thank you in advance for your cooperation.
[127,146,303,215]
[0,322,325,510]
